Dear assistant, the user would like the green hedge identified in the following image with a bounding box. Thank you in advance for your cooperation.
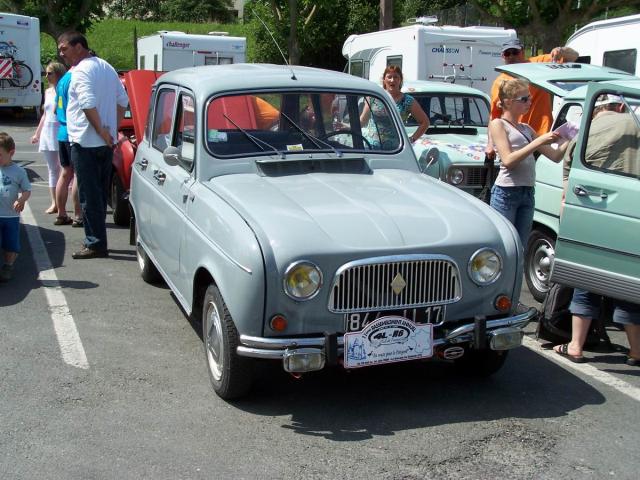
[41,18,247,70]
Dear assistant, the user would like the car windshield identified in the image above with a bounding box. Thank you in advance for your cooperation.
[407,93,489,127]
[205,90,402,157]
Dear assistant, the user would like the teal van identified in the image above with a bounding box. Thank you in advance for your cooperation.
[550,80,640,303]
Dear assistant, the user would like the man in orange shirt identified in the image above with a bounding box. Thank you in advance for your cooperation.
[486,39,578,158]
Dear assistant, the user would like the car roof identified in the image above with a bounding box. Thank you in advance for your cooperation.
[402,80,490,100]
[157,63,387,95]
[495,62,634,97]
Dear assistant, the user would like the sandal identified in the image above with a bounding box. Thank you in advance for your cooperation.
[54,215,73,226]
[554,343,586,363]
[626,356,640,367]
[71,218,83,228]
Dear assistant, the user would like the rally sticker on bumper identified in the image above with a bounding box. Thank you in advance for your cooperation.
[344,316,433,368]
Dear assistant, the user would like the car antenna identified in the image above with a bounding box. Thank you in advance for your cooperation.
[251,8,297,80]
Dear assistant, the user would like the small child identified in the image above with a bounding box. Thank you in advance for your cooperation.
[0,132,31,282]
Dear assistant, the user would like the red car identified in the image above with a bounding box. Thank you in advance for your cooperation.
[110,70,163,226]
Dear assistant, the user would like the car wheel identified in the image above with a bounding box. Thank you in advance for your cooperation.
[525,228,556,303]
[111,174,130,227]
[202,284,253,400]
[454,349,508,377]
[136,243,162,284]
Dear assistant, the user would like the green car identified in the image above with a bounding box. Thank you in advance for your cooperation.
[550,80,640,303]
[495,62,634,301]
[403,81,491,198]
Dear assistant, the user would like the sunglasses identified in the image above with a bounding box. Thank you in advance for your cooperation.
[46,71,54,76]
[503,49,521,57]
[513,95,531,103]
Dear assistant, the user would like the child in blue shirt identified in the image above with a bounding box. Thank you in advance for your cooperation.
[0,132,31,282]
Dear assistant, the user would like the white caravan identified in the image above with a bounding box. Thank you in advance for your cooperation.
[137,31,246,72]
[0,12,41,109]
[567,14,640,75]
[342,17,517,94]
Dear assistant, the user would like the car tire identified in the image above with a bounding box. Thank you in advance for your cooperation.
[525,228,556,303]
[136,242,162,284]
[111,174,130,227]
[202,284,253,400]
[454,349,508,377]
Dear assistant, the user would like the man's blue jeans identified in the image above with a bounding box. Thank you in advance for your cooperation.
[490,185,535,248]
[71,144,112,251]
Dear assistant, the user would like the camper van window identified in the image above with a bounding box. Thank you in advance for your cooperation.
[205,91,400,157]
[603,49,637,75]
[140,56,145,70]
[154,54,158,71]
[349,60,364,78]
[386,56,403,70]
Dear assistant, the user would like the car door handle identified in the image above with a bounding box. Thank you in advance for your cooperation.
[136,158,149,170]
[153,170,166,185]
[574,185,608,199]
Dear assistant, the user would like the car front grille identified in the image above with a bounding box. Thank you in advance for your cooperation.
[328,255,462,313]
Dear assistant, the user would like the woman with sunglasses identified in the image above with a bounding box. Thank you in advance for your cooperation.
[489,78,568,246]
[30,61,67,214]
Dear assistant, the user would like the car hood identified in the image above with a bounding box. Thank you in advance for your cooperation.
[412,131,487,164]
[207,169,505,254]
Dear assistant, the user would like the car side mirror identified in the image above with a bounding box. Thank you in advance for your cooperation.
[163,146,193,170]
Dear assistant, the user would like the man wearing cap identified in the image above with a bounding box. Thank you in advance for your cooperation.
[490,40,579,136]
[554,93,640,365]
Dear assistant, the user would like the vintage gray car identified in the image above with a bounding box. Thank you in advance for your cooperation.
[129,64,536,399]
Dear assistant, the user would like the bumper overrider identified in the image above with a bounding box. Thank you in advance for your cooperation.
[237,305,537,373]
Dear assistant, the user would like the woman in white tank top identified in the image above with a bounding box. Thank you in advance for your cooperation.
[31,62,67,214]
[488,78,568,247]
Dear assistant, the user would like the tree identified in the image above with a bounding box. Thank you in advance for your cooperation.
[470,0,640,51]
[245,0,381,68]
[0,0,105,40]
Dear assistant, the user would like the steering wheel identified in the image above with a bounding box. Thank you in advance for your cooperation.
[320,129,372,149]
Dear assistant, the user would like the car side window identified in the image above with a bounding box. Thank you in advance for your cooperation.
[152,88,177,152]
[173,93,196,167]
[145,87,156,142]
[582,95,640,178]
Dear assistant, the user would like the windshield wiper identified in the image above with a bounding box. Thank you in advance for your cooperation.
[223,114,284,159]
[280,111,343,158]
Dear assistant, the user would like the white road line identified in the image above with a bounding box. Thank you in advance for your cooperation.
[22,203,89,369]
[523,336,640,402]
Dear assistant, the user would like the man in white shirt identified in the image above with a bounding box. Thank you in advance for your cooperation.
[57,31,128,259]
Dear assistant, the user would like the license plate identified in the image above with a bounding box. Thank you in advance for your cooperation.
[0,98,9,104]
[344,305,446,333]
[344,315,434,368]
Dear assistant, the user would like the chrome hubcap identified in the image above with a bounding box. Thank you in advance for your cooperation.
[529,240,555,293]
[205,301,224,382]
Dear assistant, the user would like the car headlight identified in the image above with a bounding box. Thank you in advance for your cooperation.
[468,248,502,285]
[448,167,464,185]
[284,261,323,300]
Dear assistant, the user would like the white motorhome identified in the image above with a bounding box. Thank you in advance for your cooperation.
[0,12,41,109]
[342,17,517,94]
[567,14,640,75]
[137,31,246,72]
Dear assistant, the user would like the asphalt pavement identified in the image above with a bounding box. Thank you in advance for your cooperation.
[1,112,639,480]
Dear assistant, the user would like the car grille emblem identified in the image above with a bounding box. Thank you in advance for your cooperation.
[390,273,407,295]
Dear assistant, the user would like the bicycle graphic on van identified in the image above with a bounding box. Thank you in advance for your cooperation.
[0,41,34,88]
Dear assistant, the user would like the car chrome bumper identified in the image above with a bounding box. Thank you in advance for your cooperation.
[237,305,537,364]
